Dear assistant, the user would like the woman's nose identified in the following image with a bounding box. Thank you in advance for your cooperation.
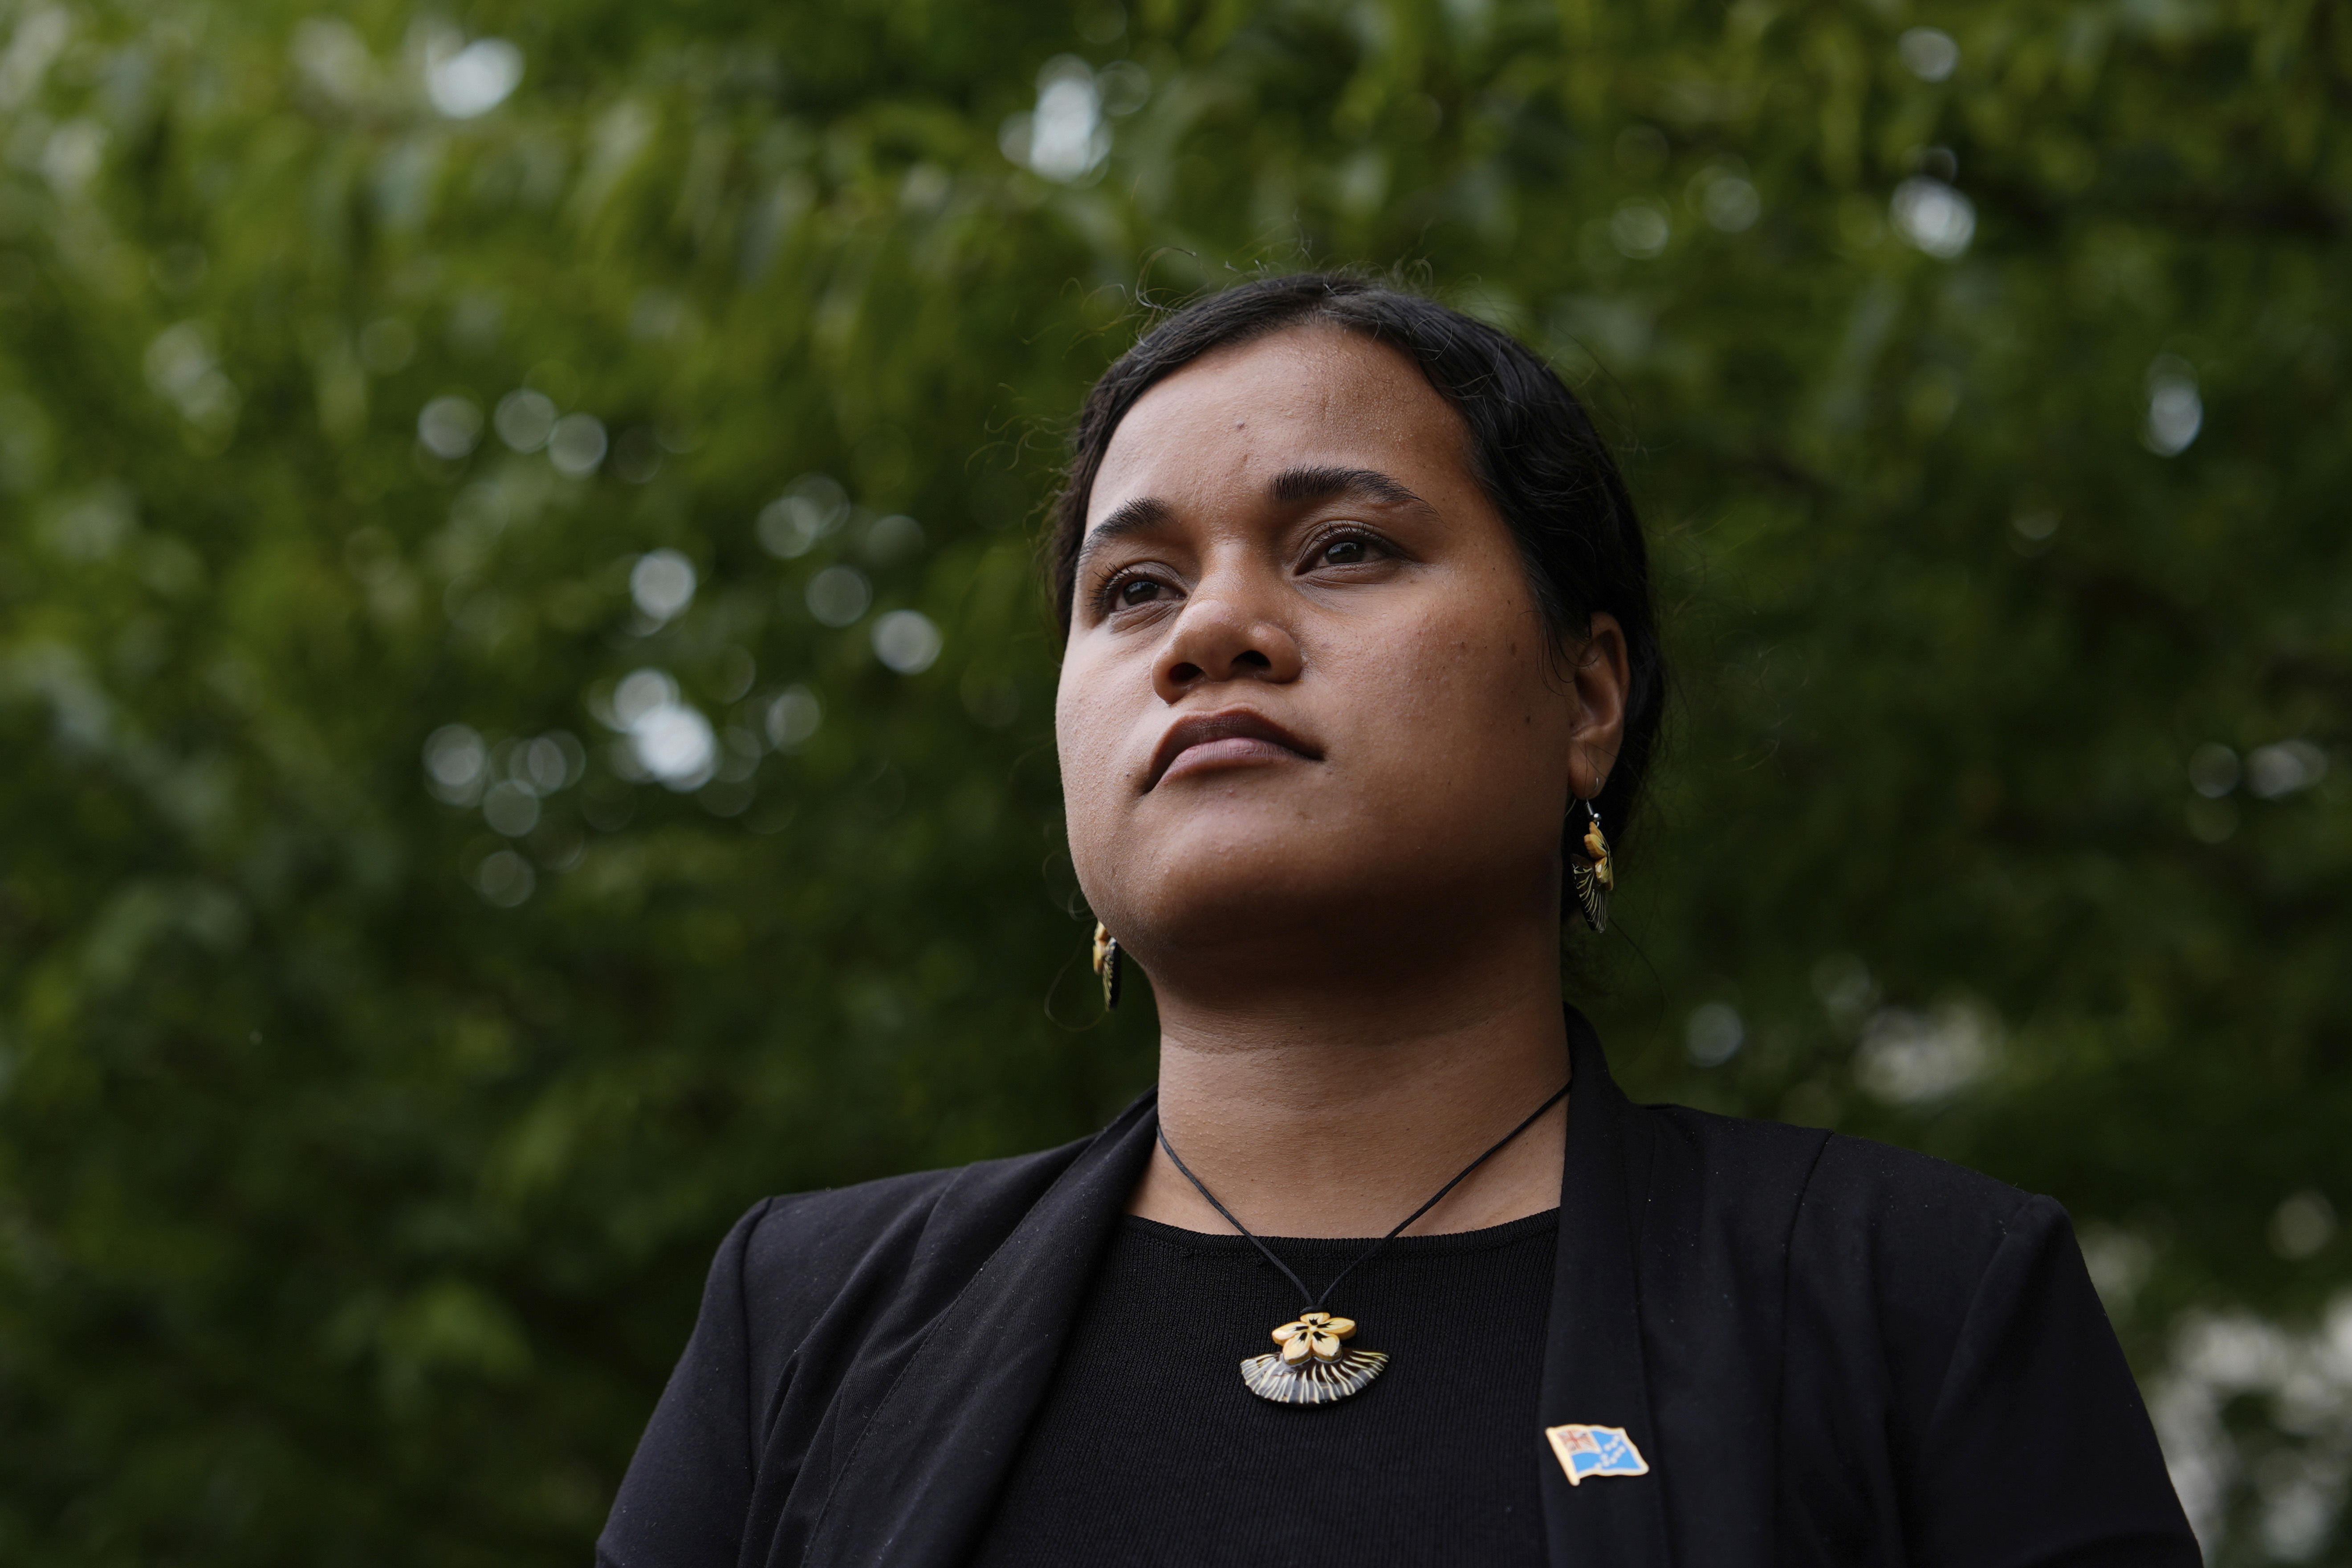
[1152,591,1304,704]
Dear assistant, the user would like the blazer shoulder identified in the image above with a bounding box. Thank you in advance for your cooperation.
[1637,1097,1836,1173]
[1805,1126,2042,1240]
[1635,1098,2036,1228]
[731,1130,1106,1341]
[1766,1124,2063,1379]
[1627,1100,2052,1301]
[1627,1099,1835,1235]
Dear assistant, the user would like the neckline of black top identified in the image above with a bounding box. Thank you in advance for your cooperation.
[1118,1205,1563,1256]
[971,1201,1565,1568]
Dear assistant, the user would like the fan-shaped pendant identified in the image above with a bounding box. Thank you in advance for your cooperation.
[1570,860,1609,933]
[1240,1311,1388,1405]
[1241,1347,1387,1404]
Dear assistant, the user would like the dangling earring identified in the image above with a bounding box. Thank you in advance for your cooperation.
[1091,921,1123,1009]
[1570,798,1615,934]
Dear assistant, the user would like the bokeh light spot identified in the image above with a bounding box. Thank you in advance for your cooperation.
[1004,58,1109,182]
[1855,998,1999,1105]
[423,724,487,803]
[871,609,942,674]
[1891,178,1975,259]
[1609,199,1671,259]
[427,37,524,119]
[863,513,925,565]
[482,779,540,837]
[548,413,608,477]
[495,389,557,452]
[630,550,696,624]
[473,848,535,906]
[757,473,850,558]
[1701,175,1760,233]
[2188,744,2240,799]
[765,685,822,749]
[1686,1002,1744,1067]
[606,667,715,788]
[2246,740,2327,799]
[633,706,716,789]
[2270,1192,2339,1260]
[2143,357,2203,456]
[1898,27,1961,82]
[807,565,871,627]
[418,395,484,459]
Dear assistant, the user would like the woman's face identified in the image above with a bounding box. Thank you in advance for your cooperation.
[1056,325,1626,970]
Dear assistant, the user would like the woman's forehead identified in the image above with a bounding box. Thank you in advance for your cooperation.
[1089,327,1467,521]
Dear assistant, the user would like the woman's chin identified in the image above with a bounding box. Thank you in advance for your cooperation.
[1106,848,1489,964]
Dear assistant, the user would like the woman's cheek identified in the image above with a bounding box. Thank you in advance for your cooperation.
[1058,692,1127,874]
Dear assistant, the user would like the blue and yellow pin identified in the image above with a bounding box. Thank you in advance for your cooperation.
[1545,1423,1650,1486]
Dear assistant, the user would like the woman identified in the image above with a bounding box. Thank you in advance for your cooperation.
[598,275,2196,1567]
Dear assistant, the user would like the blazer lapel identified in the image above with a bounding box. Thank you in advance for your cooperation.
[800,1014,1673,1567]
[1539,1010,1675,1564]
[799,1092,1159,1568]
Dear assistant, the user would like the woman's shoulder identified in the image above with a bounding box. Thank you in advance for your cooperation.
[721,1127,1114,1333]
[1630,1098,2091,1394]
[1633,1100,2110,1418]
[1631,1097,2066,1311]
[1638,1096,2043,1227]
[1625,1104,2189,1560]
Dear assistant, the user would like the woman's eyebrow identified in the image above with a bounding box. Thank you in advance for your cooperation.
[1266,465,1431,512]
[1074,496,1174,578]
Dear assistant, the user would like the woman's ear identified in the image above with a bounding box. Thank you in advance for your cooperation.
[1566,612,1630,799]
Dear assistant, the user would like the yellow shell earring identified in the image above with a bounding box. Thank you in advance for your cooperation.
[1571,799,1615,933]
[1091,921,1123,1009]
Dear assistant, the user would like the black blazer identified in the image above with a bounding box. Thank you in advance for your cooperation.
[600,1016,2196,1567]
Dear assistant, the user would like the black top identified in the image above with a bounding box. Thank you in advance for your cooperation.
[597,1011,2197,1568]
[972,1212,1561,1568]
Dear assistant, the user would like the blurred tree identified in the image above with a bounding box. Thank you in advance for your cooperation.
[0,0,2343,1561]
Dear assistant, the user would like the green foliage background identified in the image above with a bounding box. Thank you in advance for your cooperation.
[0,0,2344,1560]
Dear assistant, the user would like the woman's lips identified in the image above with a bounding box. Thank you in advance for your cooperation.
[1147,710,1319,790]
[1158,734,1300,786]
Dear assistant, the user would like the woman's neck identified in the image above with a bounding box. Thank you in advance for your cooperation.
[1125,926,1573,1239]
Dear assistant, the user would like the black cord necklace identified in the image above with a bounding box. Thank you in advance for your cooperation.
[1156,1080,1571,1406]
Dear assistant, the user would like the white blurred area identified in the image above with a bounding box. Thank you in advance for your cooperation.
[1853,995,1998,1105]
[2151,1295,2352,1561]
[2144,354,2204,457]
[423,33,522,119]
[1891,176,1974,259]
[604,667,715,791]
[998,56,1148,184]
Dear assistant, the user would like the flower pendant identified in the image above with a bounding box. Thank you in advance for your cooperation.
[1240,1311,1388,1405]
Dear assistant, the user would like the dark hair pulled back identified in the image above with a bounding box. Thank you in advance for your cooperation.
[1049,272,1665,918]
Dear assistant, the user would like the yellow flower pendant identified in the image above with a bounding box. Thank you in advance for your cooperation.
[1240,1311,1388,1405]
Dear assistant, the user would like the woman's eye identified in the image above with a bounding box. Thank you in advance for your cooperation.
[1318,536,1374,567]
[1116,577,1164,607]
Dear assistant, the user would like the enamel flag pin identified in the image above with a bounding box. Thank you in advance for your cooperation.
[1545,1423,1650,1486]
